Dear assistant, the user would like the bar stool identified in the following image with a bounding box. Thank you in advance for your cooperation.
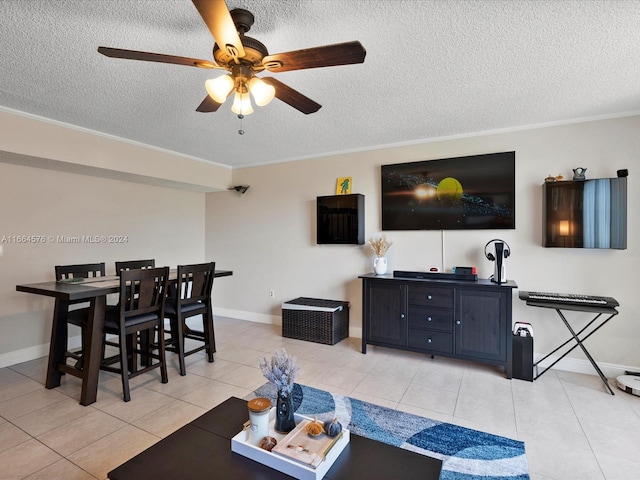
[164,262,216,375]
[100,266,170,401]
[54,262,106,369]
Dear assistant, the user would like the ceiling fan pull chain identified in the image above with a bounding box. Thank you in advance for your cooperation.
[238,114,245,135]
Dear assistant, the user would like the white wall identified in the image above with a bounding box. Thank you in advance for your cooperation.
[0,108,233,192]
[1,114,638,376]
[206,115,640,375]
[0,160,206,366]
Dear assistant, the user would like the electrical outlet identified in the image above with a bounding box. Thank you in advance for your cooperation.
[269,289,275,298]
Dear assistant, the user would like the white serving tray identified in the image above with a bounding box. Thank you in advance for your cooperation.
[231,409,350,480]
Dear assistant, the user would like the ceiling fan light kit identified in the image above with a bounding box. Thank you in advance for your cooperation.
[97,0,366,118]
[205,74,234,103]
[248,77,275,107]
[205,69,275,115]
[231,90,253,115]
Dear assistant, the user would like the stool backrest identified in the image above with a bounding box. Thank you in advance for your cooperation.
[55,262,106,281]
[118,266,169,318]
[174,262,216,308]
[115,259,155,274]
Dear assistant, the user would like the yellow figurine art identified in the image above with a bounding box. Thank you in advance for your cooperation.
[336,177,352,194]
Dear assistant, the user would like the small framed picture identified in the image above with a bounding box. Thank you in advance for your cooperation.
[336,177,352,195]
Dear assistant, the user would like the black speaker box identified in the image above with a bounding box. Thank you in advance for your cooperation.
[512,335,534,382]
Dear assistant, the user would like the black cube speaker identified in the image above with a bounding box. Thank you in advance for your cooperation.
[512,335,534,382]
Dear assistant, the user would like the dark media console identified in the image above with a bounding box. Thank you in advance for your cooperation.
[360,273,517,378]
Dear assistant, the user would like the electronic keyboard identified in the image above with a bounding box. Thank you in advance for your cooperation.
[519,291,619,308]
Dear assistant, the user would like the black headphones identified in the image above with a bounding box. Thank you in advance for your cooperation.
[484,239,511,261]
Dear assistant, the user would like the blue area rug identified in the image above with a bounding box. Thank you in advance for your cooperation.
[248,383,529,480]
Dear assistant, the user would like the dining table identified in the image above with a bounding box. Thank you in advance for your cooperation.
[16,269,233,406]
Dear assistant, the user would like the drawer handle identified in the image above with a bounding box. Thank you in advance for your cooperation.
[427,316,432,322]
[456,320,461,325]
[400,313,405,319]
[427,294,432,300]
[427,338,432,343]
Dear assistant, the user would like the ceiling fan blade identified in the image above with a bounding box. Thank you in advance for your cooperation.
[98,47,220,69]
[192,0,245,59]
[262,77,321,114]
[262,41,366,73]
[196,95,223,113]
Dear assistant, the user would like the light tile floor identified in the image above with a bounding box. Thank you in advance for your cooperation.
[1,317,640,479]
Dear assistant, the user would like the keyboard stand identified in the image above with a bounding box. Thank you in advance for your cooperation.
[523,300,619,395]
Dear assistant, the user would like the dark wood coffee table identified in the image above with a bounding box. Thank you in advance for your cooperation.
[108,397,442,479]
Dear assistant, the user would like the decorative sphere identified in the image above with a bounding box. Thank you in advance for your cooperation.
[436,177,463,205]
[323,418,343,437]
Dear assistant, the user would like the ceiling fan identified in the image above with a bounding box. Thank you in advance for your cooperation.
[98,0,366,116]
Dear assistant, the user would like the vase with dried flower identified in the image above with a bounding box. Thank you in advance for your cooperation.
[259,348,300,433]
[368,235,392,275]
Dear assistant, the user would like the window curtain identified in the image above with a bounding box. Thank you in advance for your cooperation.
[583,179,610,248]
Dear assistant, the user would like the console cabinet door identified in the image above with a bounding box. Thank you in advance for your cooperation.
[455,289,507,362]
[367,281,406,346]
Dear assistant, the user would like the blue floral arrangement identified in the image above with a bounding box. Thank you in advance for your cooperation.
[259,348,300,397]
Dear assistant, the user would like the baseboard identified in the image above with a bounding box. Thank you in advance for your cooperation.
[214,307,280,325]
[349,326,363,339]
[0,335,82,369]
[534,353,633,379]
[1,316,635,380]
[215,308,364,339]
[0,344,49,369]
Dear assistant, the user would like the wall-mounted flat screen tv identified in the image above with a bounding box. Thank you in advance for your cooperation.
[381,151,516,230]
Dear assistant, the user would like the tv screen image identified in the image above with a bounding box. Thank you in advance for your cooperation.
[381,151,516,230]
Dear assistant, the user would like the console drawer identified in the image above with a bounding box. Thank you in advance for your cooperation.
[408,306,453,332]
[408,329,453,353]
[408,286,454,308]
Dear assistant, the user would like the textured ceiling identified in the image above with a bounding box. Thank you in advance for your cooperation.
[1,0,639,169]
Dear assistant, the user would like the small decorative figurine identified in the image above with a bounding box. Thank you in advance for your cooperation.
[573,167,587,180]
[545,174,565,183]
[259,436,278,452]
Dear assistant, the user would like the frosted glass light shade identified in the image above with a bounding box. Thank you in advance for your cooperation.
[248,77,275,106]
[231,91,254,115]
[205,75,234,103]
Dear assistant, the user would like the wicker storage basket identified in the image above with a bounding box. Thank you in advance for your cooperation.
[281,297,349,345]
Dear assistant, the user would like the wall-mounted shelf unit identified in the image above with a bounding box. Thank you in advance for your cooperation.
[543,177,627,249]
[317,194,364,245]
